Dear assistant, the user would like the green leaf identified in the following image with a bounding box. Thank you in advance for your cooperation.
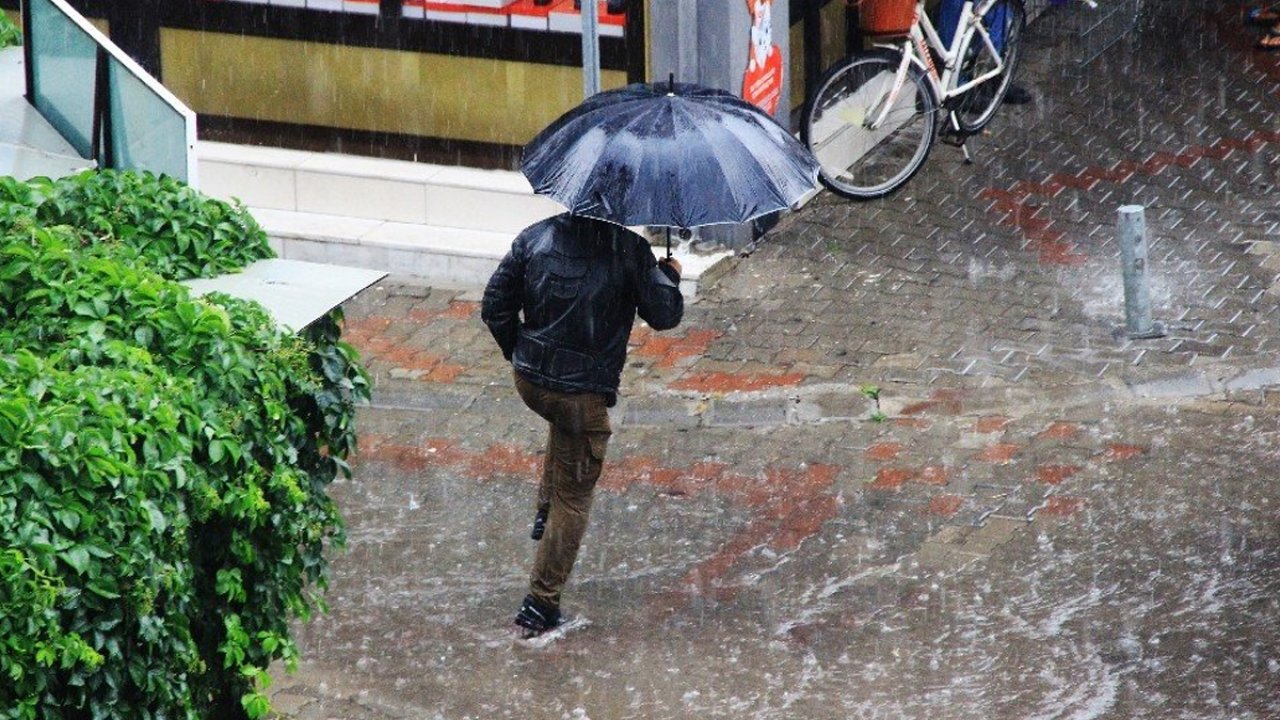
[242,692,271,719]
[84,544,114,559]
[87,582,121,600]
[140,500,168,533]
[133,325,155,347]
[54,509,81,532]
[59,546,91,574]
[35,645,57,666]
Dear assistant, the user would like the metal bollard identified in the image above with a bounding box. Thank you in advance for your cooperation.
[1118,205,1166,339]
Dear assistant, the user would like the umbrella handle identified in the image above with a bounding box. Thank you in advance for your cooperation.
[664,227,691,260]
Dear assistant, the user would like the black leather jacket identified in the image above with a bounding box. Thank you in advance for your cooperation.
[482,213,683,406]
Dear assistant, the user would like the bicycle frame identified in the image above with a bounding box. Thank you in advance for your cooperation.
[865,0,1007,130]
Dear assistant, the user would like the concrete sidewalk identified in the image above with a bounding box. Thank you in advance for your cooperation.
[271,2,1280,718]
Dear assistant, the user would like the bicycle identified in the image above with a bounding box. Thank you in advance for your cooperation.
[801,0,1027,199]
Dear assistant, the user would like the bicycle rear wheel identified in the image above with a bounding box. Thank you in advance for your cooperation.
[801,49,938,200]
[952,0,1026,134]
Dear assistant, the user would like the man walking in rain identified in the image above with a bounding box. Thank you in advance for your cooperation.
[482,211,684,638]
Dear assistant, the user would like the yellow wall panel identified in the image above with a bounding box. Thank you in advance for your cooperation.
[160,29,626,146]
[821,0,846,74]
[790,4,861,111]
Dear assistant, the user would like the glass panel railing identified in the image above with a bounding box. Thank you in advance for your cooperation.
[24,0,198,185]
[26,0,96,158]
[107,55,191,181]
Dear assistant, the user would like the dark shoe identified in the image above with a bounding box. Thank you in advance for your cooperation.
[1245,6,1280,26]
[1258,27,1280,51]
[530,504,549,541]
[514,595,561,637]
[1003,84,1032,105]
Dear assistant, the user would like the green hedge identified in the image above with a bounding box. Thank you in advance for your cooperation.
[0,13,19,48]
[0,171,369,719]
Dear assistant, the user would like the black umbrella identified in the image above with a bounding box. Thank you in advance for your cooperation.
[521,78,820,253]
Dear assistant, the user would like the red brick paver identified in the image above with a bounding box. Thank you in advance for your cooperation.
[670,371,806,393]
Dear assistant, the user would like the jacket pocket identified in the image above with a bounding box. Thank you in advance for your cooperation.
[516,334,549,369]
[547,259,588,300]
[550,347,595,380]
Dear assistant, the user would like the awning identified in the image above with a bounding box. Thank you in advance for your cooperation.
[182,258,387,333]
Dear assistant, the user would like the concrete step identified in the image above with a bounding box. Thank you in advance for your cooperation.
[250,207,515,287]
[197,141,563,232]
[251,206,733,297]
[196,141,735,296]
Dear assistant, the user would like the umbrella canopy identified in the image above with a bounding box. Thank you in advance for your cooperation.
[521,80,820,230]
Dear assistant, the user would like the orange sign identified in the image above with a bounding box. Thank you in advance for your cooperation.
[742,0,782,115]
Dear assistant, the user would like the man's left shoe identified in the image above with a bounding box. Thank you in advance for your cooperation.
[1003,84,1033,105]
[514,594,562,638]
[1258,27,1280,51]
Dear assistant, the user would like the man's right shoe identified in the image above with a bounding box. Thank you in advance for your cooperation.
[530,504,549,541]
[514,594,562,638]
[1245,6,1280,26]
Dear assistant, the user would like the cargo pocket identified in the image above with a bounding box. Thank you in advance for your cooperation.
[584,431,610,488]
[587,432,610,463]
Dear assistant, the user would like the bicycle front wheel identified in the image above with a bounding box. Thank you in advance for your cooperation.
[952,0,1027,134]
[801,50,938,200]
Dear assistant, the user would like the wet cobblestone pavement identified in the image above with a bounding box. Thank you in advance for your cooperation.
[271,2,1280,717]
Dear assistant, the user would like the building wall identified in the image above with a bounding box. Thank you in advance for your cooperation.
[160,29,627,147]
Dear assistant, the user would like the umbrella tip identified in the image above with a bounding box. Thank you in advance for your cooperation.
[668,73,675,95]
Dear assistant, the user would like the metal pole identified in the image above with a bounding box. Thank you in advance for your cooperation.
[581,0,601,98]
[1118,205,1165,339]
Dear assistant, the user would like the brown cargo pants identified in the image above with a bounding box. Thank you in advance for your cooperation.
[514,371,612,610]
